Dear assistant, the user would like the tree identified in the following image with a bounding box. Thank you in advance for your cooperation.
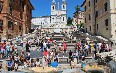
[75,5,80,26]
[66,17,73,26]
[80,23,84,28]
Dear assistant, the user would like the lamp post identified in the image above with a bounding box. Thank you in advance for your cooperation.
[40,24,42,40]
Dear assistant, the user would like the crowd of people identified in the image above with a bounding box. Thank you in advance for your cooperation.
[0,30,114,71]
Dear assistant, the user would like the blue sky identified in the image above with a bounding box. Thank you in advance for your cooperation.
[30,0,84,18]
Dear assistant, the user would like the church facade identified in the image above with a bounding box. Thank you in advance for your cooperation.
[31,0,67,27]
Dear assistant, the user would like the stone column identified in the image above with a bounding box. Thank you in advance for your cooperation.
[2,0,9,40]
[3,18,8,40]
[22,4,27,35]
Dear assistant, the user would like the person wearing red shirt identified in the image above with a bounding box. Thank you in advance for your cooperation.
[1,41,6,58]
[63,42,67,57]
[43,49,48,58]
[49,38,53,43]
[76,42,81,51]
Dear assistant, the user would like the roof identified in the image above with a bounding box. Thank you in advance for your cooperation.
[81,0,86,7]
[73,11,84,14]
[28,0,34,10]
[32,16,50,18]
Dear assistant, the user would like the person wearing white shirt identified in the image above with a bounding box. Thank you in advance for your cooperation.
[97,42,102,52]
[43,42,47,49]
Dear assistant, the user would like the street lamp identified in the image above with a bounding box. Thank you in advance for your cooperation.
[40,24,42,40]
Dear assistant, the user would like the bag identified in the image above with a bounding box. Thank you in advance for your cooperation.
[12,46,14,51]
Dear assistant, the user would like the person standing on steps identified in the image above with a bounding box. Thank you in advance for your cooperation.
[63,42,67,57]
[25,41,31,52]
[69,50,73,62]
[39,41,44,52]
[58,43,62,52]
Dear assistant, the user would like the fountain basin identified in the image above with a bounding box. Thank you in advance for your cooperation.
[27,67,62,73]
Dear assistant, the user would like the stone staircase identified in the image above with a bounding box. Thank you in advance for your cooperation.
[49,32,76,51]
[71,30,110,43]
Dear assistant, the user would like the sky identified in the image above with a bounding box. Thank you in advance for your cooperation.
[30,0,84,18]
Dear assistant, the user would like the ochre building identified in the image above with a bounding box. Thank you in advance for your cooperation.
[73,11,84,26]
[82,0,116,42]
[0,0,34,41]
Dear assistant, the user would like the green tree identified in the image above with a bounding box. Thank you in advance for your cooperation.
[80,23,84,28]
[66,17,73,26]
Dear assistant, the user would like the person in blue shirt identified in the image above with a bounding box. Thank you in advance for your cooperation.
[81,57,86,68]
[6,44,11,57]
[7,58,14,71]
[51,59,58,68]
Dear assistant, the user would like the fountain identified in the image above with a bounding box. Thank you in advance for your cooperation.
[86,70,104,73]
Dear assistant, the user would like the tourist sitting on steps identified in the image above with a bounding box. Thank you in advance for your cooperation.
[51,59,58,68]
[7,58,14,71]
[70,58,75,69]
[35,58,40,67]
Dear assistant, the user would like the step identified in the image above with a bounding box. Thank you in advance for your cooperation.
[54,34,64,37]
[50,46,75,49]
[55,41,69,43]
[52,36,64,39]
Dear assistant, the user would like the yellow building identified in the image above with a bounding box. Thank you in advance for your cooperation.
[82,0,116,42]
[73,11,84,26]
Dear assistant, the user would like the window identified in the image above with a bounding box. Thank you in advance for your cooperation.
[20,12,22,19]
[0,2,3,13]
[52,6,54,10]
[96,0,98,3]
[97,24,98,30]
[89,1,90,7]
[104,2,107,12]
[105,19,108,26]
[30,9,32,14]
[19,25,22,32]
[106,28,108,30]
[27,5,29,11]
[85,6,86,11]
[50,16,51,23]
[0,35,1,42]
[100,9,102,15]
[63,17,64,21]
[86,28,87,33]
[85,18,86,23]
[96,11,98,18]
[0,20,3,31]
[20,1,24,9]
[63,5,65,9]
[89,14,91,20]
[9,6,13,15]
[115,30,116,35]
[8,21,14,30]
[90,26,91,31]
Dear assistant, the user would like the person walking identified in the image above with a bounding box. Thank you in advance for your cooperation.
[25,41,31,52]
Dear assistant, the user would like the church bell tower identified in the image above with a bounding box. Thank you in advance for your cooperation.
[62,0,66,10]
[51,0,56,15]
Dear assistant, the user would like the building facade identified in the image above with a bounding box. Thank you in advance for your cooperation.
[82,0,116,41]
[0,0,34,40]
[31,0,67,27]
[73,11,84,26]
